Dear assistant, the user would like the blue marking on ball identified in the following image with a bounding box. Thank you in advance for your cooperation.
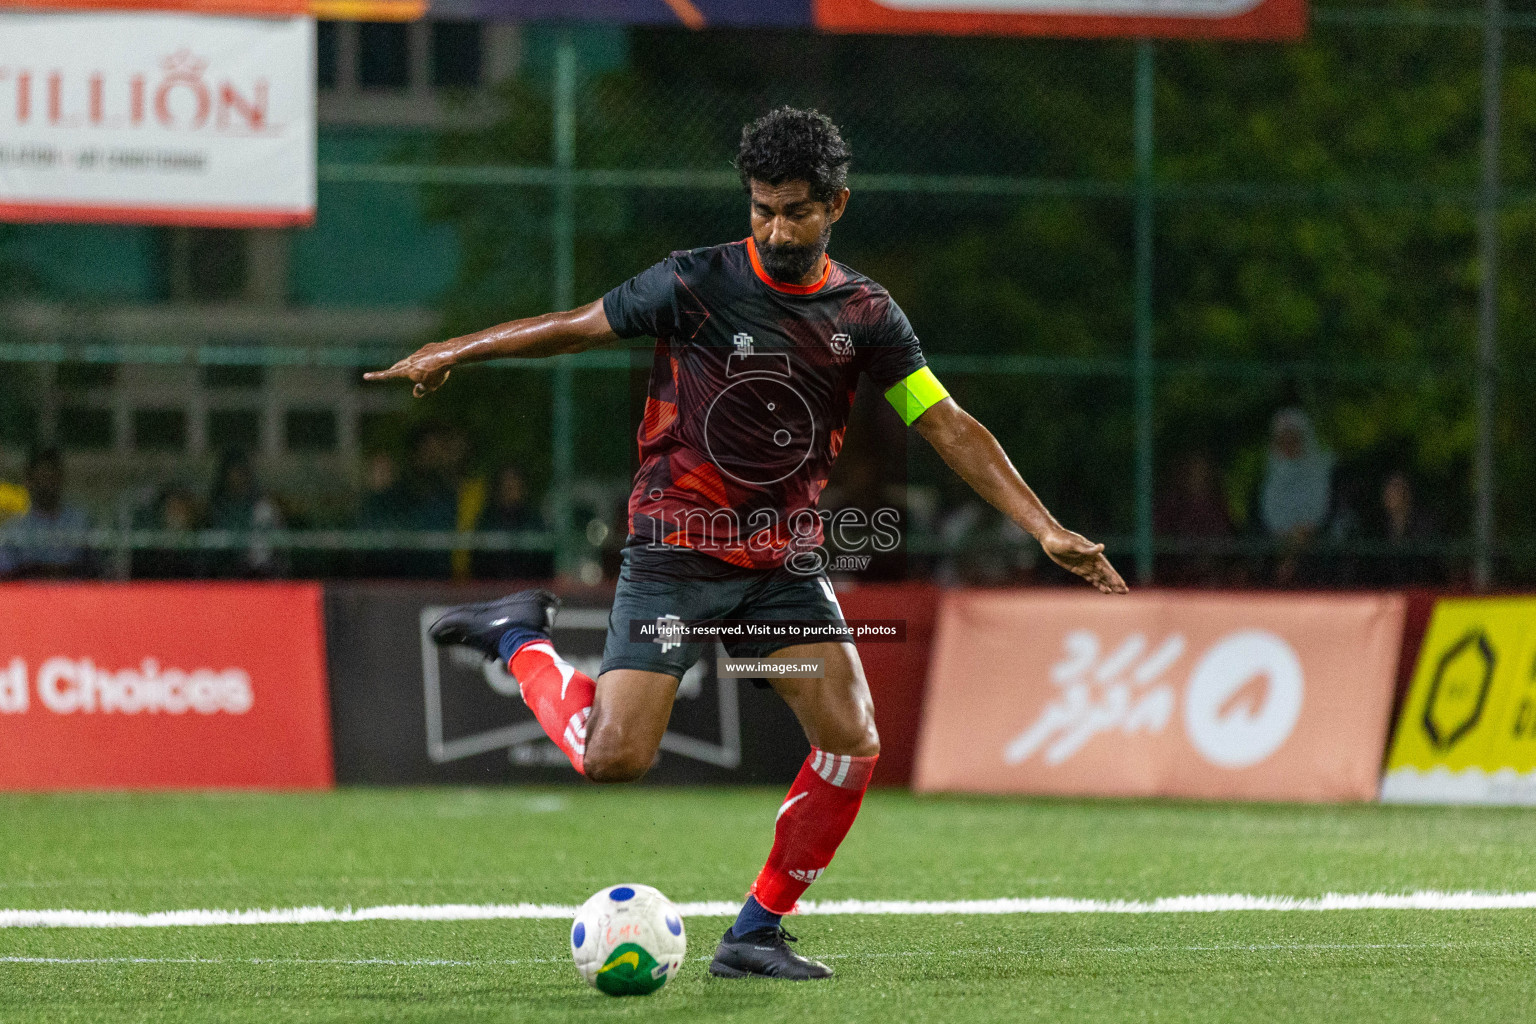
[572,921,586,947]
[666,914,682,936]
[609,886,635,902]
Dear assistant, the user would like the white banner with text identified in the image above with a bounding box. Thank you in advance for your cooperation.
[0,11,314,227]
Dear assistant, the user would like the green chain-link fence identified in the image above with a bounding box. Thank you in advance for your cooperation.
[4,7,1536,588]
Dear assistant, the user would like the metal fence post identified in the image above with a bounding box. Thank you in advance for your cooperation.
[551,29,578,577]
[1133,41,1156,585]
[1473,0,1504,591]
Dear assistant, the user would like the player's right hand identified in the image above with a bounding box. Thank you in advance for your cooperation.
[363,344,454,398]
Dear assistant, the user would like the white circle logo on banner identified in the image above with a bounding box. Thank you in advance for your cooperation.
[1183,630,1304,769]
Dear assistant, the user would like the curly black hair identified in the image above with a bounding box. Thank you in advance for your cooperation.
[735,106,852,203]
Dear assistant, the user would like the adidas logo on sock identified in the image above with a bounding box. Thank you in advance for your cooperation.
[564,707,590,755]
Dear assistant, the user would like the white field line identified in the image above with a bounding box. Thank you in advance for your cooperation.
[0,956,542,966]
[0,940,1521,968]
[6,891,1536,929]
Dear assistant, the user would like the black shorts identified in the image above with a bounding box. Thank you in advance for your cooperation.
[599,540,848,679]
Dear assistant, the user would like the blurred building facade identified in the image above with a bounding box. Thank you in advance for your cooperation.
[0,21,539,528]
[0,15,1528,586]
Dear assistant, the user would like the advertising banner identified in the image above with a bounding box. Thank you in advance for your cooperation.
[914,591,1405,801]
[323,581,939,786]
[1381,598,1536,805]
[325,583,812,785]
[0,0,421,19]
[0,0,307,15]
[450,0,811,26]
[0,12,315,227]
[451,0,1303,39]
[0,583,332,789]
[814,0,1304,40]
[836,582,939,787]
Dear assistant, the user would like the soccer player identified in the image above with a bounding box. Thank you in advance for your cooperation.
[366,107,1127,980]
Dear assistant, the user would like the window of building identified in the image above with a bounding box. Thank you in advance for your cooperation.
[358,22,410,90]
[0,403,36,448]
[358,411,405,450]
[55,362,117,392]
[202,365,265,390]
[163,229,247,302]
[56,407,114,450]
[317,21,340,90]
[133,409,187,451]
[432,22,482,88]
[286,409,338,452]
[208,409,262,452]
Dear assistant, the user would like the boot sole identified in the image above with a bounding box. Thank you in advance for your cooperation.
[706,960,754,979]
[427,592,558,648]
[706,958,831,981]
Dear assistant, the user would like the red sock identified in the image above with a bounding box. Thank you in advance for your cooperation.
[508,640,595,775]
[750,749,878,914]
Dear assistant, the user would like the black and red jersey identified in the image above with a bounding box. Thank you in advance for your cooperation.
[602,237,928,570]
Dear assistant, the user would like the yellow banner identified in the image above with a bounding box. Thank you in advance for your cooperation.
[310,0,425,20]
[0,0,427,18]
[1381,597,1536,803]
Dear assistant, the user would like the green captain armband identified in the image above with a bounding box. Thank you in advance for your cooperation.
[884,366,950,426]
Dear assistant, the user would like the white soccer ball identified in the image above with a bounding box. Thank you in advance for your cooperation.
[569,883,686,996]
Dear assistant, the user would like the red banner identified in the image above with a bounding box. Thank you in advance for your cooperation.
[914,590,1404,801]
[816,0,1305,40]
[0,583,332,789]
[835,582,941,787]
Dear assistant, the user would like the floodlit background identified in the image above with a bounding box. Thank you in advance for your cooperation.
[4,9,1533,590]
[8,8,1536,1023]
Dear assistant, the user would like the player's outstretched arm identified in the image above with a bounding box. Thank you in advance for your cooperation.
[363,299,619,397]
[913,398,1129,594]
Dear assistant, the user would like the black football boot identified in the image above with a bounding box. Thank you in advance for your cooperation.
[707,926,834,980]
[427,589,560,662]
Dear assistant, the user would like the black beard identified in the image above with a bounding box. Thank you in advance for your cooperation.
[758,227,830,284]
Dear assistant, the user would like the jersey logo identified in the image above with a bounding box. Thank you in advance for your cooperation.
[710,331,814,486]
[829,332,854,360]
[727,332,791,379]
[654,614,684,653]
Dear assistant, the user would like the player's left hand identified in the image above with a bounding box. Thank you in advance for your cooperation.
[1039,527,1129,594]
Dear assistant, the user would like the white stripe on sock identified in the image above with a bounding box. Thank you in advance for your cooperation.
[818,754,837,784]
[831,755,851,787]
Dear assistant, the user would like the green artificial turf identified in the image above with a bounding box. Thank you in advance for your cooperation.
[3,788,1536,1022]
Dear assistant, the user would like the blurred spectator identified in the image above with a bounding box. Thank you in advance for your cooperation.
[1315,457,1368,587]
[474,464,554,580]
[1155,451,1234,586]
[0,447,94,579]
[355,424,462,578]
[0,478,26,524]
[206,449,285,578]
[352,452,403,577]
[1366,470,1443,586]
[357,451,403,524]
[132,485,204,579]
[1259,408,1334,586]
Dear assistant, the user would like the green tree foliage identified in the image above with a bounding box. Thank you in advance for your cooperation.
[426,16,1533,569]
